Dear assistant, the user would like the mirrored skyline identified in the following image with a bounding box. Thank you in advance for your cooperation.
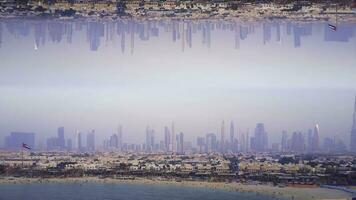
[0,19,356,147]
[0,19,356,51]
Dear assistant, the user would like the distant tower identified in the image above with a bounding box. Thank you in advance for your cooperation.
[307,129,313,152]
[221,120,225,152]
[77,131,82,152]
[281,130,288,152]
[313,124,320,152]
[145,126,154,152]
[86,129,95,152]
[57,127,65,150]
[252,123,268,152]
[206,133,217,153]
[179,132,184,153]
[117,125,123,151]
[171,122,176,153]
[230,121,235,144]
[164,126,171,151]
[351,96,356,152]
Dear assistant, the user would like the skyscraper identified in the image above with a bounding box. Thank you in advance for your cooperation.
[171,122,176,153]
[281,131,288,152]
[291,132,305,152]
[229,121,234,144]
[146,126,155,152]
[312,124,320,152]
[178,132,184,153]
[206,133,217,153]
[307,129,313,152]
[77,131,82,152]
[351,96,356,152]
[220,120,225,152]
[57,127,65,150]
[86,129,95,152]
[66,139,73,151]
[197,137,205,153]
[117,125,123,151]
[251,123,268,152]
[109,134,118,149]
[164,126,171,151]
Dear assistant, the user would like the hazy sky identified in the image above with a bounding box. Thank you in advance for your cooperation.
[0,20,356,147]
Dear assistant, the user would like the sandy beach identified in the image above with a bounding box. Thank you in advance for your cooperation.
[0,177,354,200]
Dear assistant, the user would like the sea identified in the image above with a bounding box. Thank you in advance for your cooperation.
[0,182,283,200]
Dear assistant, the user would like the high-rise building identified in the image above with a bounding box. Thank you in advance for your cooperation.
[307,129,313,152]
[117,125,123,151]
[229,121,234,144]
[109,134,118,149]
[46,137,58,151]
[251,123,268,152]
[351,96,356,152]
[164,126,171,151]
[5,132,35,151]
[77,131,82,152]
[220,120,225,152]
[57,127,65,150]
[312,124,320,152]
[178,132,184,153]
[291,132,305,152]
[206,133,217,153]
[171,122,176,153]
[86,130,95,152]
[66,139,73,151]
[145,126,155,152]
[197,137,205,153]
[281,131,288,152]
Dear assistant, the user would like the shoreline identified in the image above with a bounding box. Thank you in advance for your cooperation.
[1,15,356,25]
[0,177,354,200]
[0,13,356,23]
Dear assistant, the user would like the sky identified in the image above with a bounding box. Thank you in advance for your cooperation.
[0,19,356,147]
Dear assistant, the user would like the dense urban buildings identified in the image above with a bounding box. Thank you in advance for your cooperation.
[0,0,355,20]
[1,94,356,154]
[4,132,35,151]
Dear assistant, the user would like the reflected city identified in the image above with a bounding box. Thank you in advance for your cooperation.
[1,19,355,51]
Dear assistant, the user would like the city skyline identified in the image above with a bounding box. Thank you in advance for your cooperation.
[2,94,356,153]
[0,20,356,51]
[0,19,356,149]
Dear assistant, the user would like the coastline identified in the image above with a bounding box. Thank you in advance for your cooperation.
[0,177,354,200]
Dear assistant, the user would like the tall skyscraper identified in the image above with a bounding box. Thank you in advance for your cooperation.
[117,125,123,151]
[145,126,155,152]
[171,122,176,153]
[164,126,171,151]
[86,129,95,152]
[351,96,356,152]
[307,129,313,152]
[281,131,288,152]
[5,132,35,151]
[229,121,234,144]
[178,132,184,153]
[251,123,268,152]
[77,131,82,152]
[109,134,118,149]
[206,133,217,153]
[66,139,73,151]
[312,124,320,152]
[197,137,205,153]
[220,120,225,152]
[291,132,305,152]
[57,127,65,150]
